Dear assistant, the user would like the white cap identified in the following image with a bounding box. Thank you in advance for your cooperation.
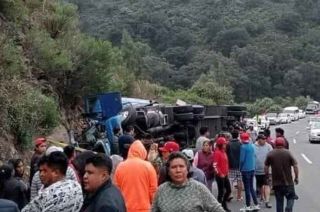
[46,146,63,156]
[182,149,194,161]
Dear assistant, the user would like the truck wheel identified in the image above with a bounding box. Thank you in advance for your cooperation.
[226,105,246,111]
[193,113,205,120]
[228,110,247,116]
[192,105,205,114]
[174,113,194,122]
[136,111,148,130]
[121,104,137,126]
[173,106,193,114]
[147,111,160,128]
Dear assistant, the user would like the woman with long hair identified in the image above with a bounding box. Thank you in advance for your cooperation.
[193,140,215,191]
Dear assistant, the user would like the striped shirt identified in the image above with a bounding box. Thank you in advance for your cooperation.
[30,167,78,200]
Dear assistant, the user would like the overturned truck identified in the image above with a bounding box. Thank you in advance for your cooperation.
[79,92,246,153]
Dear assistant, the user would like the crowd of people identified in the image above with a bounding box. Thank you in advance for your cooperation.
[0,124,299,212]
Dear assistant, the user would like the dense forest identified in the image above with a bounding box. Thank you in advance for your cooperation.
[70,0,320,103]
[0,0,319,146]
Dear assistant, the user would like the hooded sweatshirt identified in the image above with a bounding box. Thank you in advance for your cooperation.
[114,140,158,212]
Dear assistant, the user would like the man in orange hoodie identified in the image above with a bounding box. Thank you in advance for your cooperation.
[114,140,158,212]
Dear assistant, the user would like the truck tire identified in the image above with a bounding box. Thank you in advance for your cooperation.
[193,113,205,120]
[173,106,193,114]
[136,111,148,130]
[147,111,160,128]
[227,110,247,117]
[226,105,246,111]
[121,105,137,126]
[174,113,194,122]
[192,105,205,114]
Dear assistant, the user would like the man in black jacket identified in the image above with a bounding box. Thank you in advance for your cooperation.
[81,154,126,212]
[0,199,19,212]
[0,164,28,210]
[226,130,243,201]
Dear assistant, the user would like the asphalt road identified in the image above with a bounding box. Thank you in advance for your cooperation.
[223,116,320,212]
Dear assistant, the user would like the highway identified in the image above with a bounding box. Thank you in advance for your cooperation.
[225,116,320,211]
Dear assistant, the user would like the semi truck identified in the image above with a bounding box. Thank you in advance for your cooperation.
[78,92,247,154]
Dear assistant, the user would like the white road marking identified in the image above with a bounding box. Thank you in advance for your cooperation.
[293,139,296,144]
[296,131,300,135]
[301,153,313,164]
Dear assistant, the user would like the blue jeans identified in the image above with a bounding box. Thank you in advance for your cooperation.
[274,185,296,212]
[242,171,258,206]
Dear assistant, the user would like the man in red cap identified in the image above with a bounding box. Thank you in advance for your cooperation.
[159,141,180,162]
[29,137,47,185]
[158,141,180,185]
[265,137,299,212]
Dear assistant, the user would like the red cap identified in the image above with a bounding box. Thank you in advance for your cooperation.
[240,133,250,142]
[275,137,285,147]
[216,137,227,145]
[159,141,180,153]
[35,137,46,147]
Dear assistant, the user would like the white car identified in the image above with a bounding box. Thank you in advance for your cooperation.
[309,122,320,143]
[283,107,299,121]
[278,113,292,124]
[266,113,280,125]
[298,110,306,119]
[309,116,320,126]
[251,116,270,129]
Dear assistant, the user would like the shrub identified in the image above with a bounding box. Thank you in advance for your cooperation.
[4,81,59,147]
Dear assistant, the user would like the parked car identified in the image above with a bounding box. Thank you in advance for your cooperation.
[308,116,320,127]
[266,113,280,125]
[308,122,320,143]
[283,107,299,121]
[278,113,292,124]
[298,109,306,119]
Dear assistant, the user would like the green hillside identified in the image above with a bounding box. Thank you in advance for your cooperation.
[70,0,320,102]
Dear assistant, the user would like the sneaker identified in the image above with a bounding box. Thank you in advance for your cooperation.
[240,206,253,211]
[251,205,260,210]
[265,202,272,208]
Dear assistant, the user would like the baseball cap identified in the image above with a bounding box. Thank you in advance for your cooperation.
[159,141,180,153]
[275,137,285,147]
[35,137,46,147]
[240,133,250,142]
[182,149,194,161]
[216,137,227,145]
[46,146,64,156]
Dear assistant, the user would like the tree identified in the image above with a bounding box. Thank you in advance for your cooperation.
[215,28,250,56]
[191,75,234,105]
[275,12,301,35]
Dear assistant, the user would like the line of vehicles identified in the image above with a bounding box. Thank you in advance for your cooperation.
[245,106,307,132]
